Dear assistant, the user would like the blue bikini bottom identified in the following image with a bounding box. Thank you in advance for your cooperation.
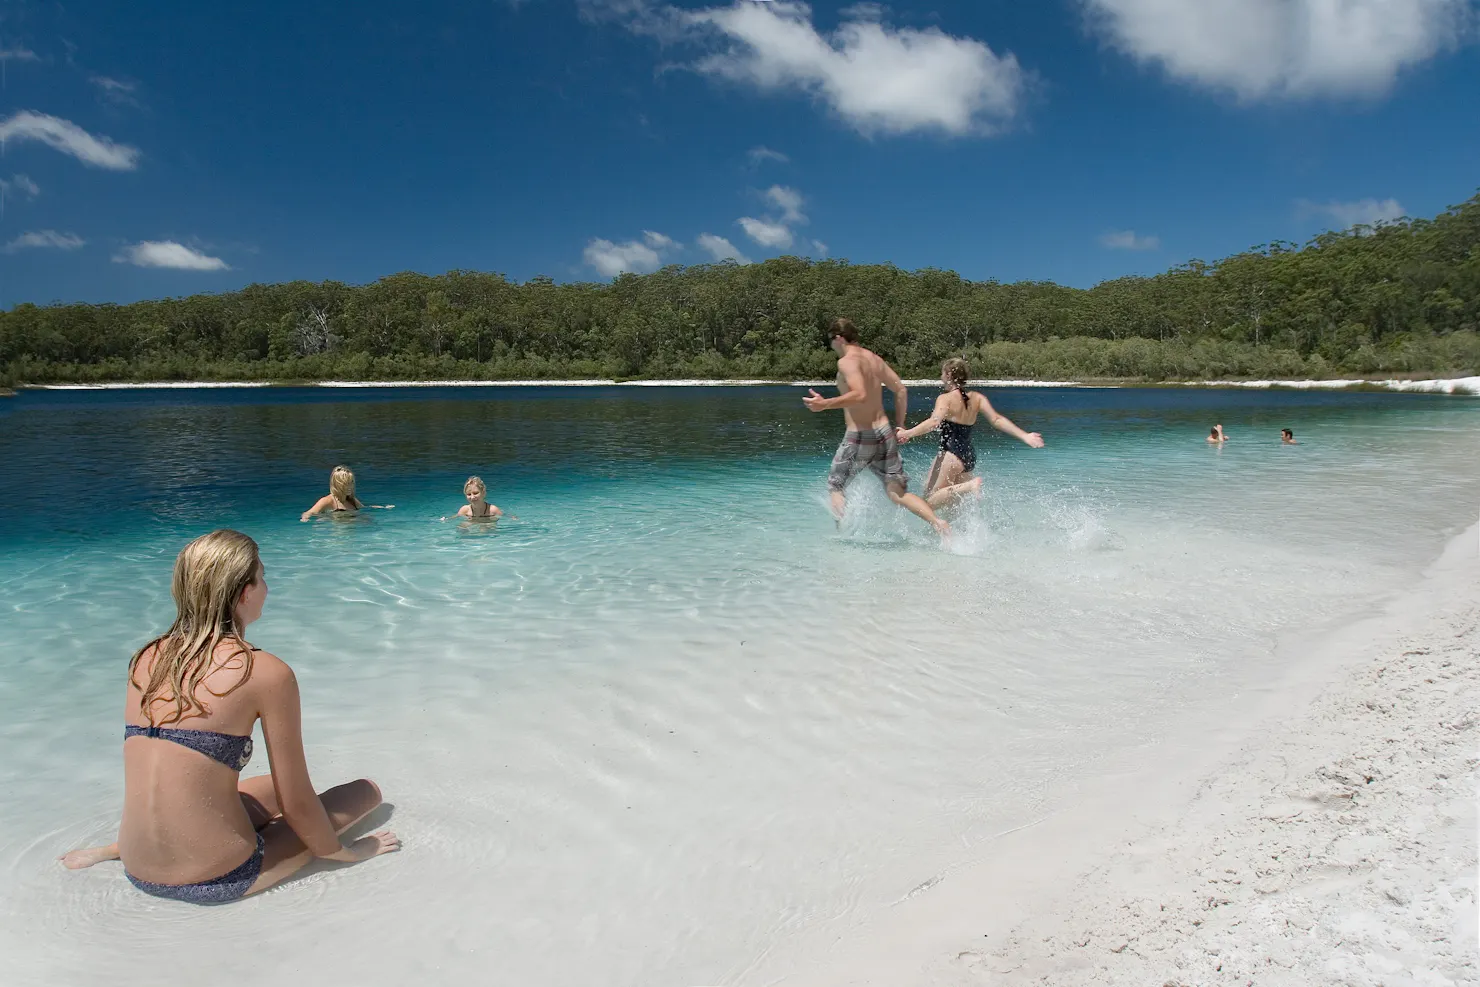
[126,834,265,904]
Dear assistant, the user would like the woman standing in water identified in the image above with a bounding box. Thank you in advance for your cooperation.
[60,530,399,902]
[896,358,1045,509]
[301,465,393,521]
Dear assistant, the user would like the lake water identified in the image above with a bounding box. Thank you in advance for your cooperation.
[1,384,1476,986]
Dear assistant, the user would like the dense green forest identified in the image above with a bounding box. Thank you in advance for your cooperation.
[3,192,1478,387]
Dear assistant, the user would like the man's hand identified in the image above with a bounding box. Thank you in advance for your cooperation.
[802,389,829,412]
[895,427,910,444]
[1024,432,1045,448]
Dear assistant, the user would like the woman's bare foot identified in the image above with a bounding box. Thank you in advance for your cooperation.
[59,843,120,870]
[967,477,984,496]
[933,518,952,543]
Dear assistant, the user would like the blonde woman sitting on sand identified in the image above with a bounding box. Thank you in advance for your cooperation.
[895,358,1045,509]
[301,465,393,521]
[60,530,399,903]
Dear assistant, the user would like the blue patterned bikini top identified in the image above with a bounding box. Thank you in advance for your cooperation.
[125,724,254,772]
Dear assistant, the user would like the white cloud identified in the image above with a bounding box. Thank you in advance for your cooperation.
[1297,197,1406,229]
[0,47,39,62]
[763,184,806,223]
[5,230,85,252]
[738,216,794,248]
[747,145,789,166]
[811,239,828,257]
[1083,0,1477,100]
[593,0,1027,136]
[0,111,141,170]
[697,232,751,263]
[0,173,40,198]
[1099,229,1160,250]
[91,75,141,107]
[583,230,678,277]
[113,241,229,270]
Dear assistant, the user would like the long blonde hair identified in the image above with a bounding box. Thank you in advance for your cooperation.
[128,530,260,727]
[330,465,363,509]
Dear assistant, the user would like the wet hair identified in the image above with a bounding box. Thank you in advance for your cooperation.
[1282,429,1294,439]
[827,317,859,344]
[943,357,972,415]
[464,476,486,497]
[1210,427,1220,438]
[329,465,363,509]
[129,530,260,727]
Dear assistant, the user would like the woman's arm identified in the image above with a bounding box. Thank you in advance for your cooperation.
[978,395,1045,448]
[256,655,378,862]
[896,395,949,443]
[300,495,334,521]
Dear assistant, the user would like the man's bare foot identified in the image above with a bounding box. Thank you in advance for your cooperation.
[59,844,119,870]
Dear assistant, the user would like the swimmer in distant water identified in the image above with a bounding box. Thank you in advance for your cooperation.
[59,529,399,902]
[442,475,512,521]
[1281,428,1297,444]
[300,466,393,521]
[895,357,1044,509]
[803,317,950,540]
[1206,424,1228,444]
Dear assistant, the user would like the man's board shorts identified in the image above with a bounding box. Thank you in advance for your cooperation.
[827,424,909,492]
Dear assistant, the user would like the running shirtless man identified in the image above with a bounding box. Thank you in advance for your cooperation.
[803,318,950,540]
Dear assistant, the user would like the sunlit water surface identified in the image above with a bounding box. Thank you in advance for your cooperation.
[1,385,1476,986]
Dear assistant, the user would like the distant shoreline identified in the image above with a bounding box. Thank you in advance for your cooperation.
[16,375,1480,395]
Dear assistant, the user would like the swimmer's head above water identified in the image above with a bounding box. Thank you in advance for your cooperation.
[941,357,970,398]
[1282,429,1296,443]
[826,316,859,354]
[330,465,358,505]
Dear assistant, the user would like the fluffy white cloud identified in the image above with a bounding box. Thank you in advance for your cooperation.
[764,185,806,224]
[5,230,85,252]
[113,241,229,270]
[747,145,789,166]
[582,229,677,276]
[0,173,40,198]
[738,216,794,248]
[697,232,751,263]
[1100,229,1160,250]
[591,0,1027,136]
[811,239,828,257]
[1083,0,1477,100]
[0,111,141,170]
[1298,197,1406,229]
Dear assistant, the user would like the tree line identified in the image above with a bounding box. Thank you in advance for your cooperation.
[3,191,1477,388]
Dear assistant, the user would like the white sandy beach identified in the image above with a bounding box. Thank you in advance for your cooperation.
[30,376,1480,395]
[779,523,1479,987]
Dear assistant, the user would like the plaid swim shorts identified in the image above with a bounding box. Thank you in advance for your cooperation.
[827,424,909,492]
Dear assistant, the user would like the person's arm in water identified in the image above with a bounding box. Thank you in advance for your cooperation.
[978,394,1045,448]
[300,495,335,521]
[802,356,868,412]
[896,393,951,444]
[257,654,397,864]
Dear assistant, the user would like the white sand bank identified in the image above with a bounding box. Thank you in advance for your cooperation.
[781,524,1478,987]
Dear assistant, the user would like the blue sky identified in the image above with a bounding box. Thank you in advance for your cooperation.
[2,0,1478,306]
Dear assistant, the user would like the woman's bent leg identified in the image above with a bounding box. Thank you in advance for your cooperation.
[238,774,281,830]
[244,778,384,896]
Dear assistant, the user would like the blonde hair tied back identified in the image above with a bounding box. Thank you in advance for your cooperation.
[942,357,971,402]
[464,476,486,496]
[128,529,261,727]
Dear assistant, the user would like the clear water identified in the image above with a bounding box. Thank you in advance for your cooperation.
[1,385,1476,986]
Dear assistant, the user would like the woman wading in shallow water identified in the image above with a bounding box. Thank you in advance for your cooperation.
[61,529,399,903]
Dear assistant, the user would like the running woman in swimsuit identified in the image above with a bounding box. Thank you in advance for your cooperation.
[59,530,399,902]
[803,318,950,540]
[895,358,1045,510]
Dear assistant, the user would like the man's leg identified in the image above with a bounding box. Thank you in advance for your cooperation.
[888,484,950,537]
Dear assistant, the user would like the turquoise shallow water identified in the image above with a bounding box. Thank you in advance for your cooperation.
[0,384,1477,986]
